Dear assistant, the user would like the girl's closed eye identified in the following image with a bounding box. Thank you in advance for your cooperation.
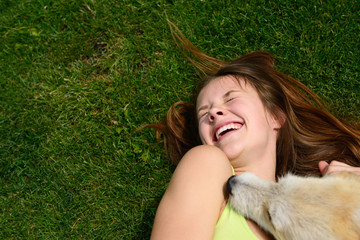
[199,111,208,119]
[225,97,237,103]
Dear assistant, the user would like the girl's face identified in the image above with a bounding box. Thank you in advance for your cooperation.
[196,76,282,162]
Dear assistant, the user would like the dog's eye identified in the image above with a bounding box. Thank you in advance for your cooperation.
[267,209,272,222]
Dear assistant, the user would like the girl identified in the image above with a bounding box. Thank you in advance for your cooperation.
[148,25,360,240]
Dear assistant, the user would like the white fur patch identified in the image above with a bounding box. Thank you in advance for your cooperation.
[228,172,360,240]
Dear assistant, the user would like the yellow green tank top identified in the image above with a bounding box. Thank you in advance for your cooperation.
[212,202,259,239]
[212,167,259,240]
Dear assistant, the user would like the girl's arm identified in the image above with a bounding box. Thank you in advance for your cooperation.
[150,145,233,240]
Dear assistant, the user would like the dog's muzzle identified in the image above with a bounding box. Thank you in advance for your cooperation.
[226,175,236,195]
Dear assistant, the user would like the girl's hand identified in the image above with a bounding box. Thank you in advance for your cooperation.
[318,160,360,176]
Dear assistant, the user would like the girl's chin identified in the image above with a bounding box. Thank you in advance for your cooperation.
[217,144,244,160]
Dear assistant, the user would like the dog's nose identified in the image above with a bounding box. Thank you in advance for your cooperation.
[226,175,236,195]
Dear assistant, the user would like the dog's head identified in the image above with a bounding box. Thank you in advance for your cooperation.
[227,172,279,237]
[227,172,275,211]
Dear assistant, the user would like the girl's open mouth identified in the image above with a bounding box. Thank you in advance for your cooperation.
[214,122,243,142]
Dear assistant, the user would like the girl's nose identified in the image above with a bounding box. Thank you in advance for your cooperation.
[209,109,224,121]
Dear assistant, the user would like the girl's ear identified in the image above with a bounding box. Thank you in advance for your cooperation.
[270,109,286,130]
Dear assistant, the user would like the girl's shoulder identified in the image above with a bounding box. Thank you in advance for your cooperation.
[169,145,233,206]
[173,146,234,189]
[179,145,232,171]
[151,145,233,239]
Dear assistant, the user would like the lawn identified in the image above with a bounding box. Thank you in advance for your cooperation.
[1,0,359,239]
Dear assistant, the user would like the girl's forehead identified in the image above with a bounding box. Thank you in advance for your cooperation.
[197,76,246,100]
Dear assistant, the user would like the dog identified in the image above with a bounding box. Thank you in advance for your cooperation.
[226,171,360,240]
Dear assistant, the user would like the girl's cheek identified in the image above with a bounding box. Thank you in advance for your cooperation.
[198,126,207,144]
[228,99,242,108]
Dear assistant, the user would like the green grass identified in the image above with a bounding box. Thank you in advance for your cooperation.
[1,0,359,239]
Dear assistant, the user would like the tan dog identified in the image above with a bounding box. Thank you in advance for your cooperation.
[227,172,360,240]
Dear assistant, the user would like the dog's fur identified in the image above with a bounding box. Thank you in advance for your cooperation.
[227,172,360,240]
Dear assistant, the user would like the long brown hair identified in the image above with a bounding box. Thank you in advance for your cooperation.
[148,22,360,177]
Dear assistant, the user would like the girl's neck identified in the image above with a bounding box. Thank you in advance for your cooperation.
[232,155,276,182]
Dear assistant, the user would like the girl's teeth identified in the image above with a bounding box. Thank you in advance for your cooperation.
[216,123,241,140]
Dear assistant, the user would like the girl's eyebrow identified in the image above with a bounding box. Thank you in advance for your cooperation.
[197,90,241,114]
[224,90,240,97]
